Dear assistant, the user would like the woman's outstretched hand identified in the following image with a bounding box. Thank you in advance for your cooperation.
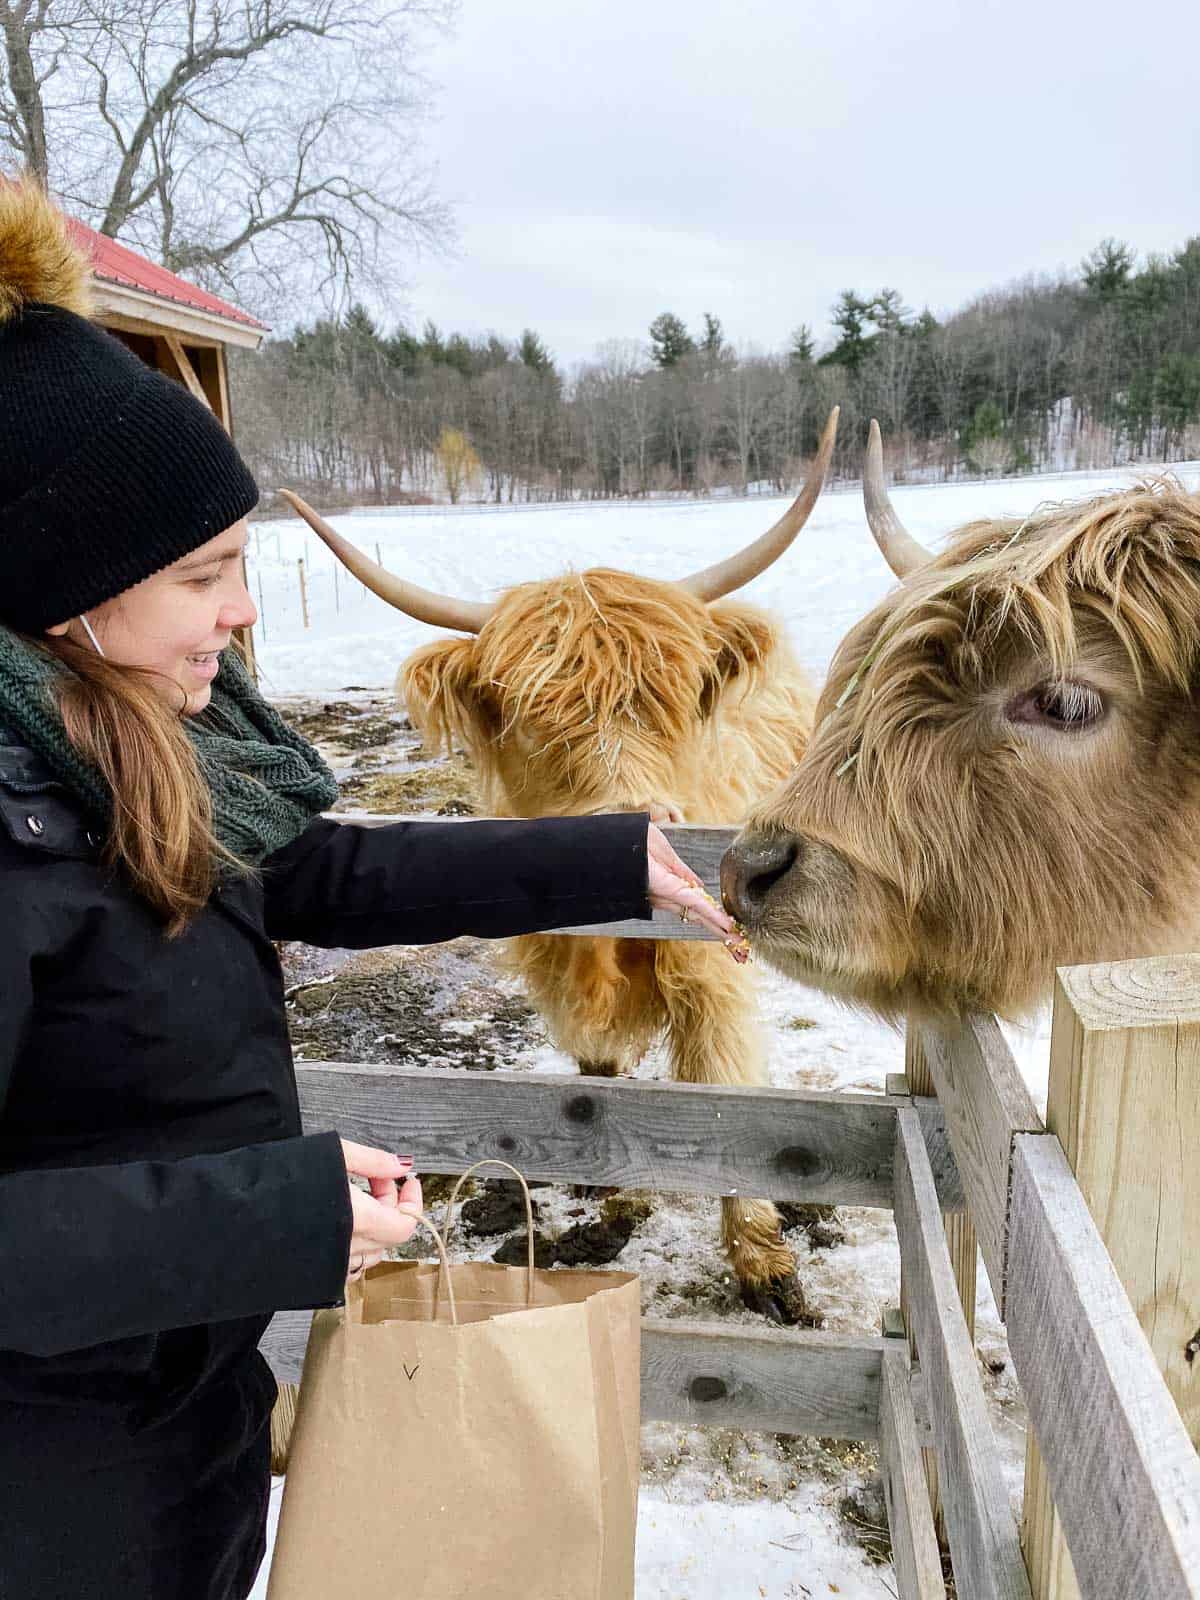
[340,1139,422,1279]
[646,823,748,960]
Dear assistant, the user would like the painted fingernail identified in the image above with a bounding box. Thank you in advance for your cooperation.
[395,1155,415,1164]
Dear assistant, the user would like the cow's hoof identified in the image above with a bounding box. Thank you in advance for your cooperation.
[740,1273,818,1327]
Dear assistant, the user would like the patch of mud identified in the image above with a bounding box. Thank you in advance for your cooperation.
[641,1423,882,1506]
[463,1182,650,1268]
[493,1231,558,1268]
[461,1182,540,1236]
[548,1213,638,1265]
[777,1202,847,1250]
[283,697,410,756]
[285,942,542,1071]
[276,691,479,818]
[335,756,477,815]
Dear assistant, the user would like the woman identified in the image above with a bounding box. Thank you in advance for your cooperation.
[0,179,735,1599]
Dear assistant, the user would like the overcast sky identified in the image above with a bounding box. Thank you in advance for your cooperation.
[398,0,1195,367]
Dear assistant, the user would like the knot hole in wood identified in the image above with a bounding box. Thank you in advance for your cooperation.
[689,1376,728,1403]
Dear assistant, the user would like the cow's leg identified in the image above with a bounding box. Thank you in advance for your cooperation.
[655,941,813,1326]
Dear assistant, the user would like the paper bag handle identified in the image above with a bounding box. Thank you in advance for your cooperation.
[344,1206,459,1329]
[439,1159,538,1314]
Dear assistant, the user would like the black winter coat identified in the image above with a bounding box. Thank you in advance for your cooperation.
[0,730,650,1600]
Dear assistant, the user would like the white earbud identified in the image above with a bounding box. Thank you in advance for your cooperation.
[79,614,106,658]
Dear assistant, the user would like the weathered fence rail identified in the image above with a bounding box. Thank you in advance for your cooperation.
[261,816,1200,1599]
[292,1061,962,1209]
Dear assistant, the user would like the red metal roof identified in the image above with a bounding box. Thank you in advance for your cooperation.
[65,213,268,334]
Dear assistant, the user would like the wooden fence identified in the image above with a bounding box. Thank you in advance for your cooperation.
[260,819,1200,1599]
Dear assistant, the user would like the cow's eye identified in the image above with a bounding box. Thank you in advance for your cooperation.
[1009,680,1105,731]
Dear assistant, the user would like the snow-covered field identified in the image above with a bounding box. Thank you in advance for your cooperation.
[247,461,1198,1600]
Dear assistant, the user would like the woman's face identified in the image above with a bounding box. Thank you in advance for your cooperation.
[46,521,258,716]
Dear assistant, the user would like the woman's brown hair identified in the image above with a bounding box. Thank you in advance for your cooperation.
[33,631,238,936]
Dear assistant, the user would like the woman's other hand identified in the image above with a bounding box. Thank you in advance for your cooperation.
[646,823,738,942]
[340,1138,421,1278]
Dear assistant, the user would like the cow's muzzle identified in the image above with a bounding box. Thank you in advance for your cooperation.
[720,829,803,930]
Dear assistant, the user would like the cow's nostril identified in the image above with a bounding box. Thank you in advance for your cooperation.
[721,834,802,923]
[742,838,800,904]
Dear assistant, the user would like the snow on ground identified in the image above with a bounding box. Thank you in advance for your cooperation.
[247,463,1196,1598]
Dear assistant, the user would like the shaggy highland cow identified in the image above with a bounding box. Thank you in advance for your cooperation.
[723,422,1200,1018]
[283,410,838,1323]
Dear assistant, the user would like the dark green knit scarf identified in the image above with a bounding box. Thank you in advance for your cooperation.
[0,625,338,866]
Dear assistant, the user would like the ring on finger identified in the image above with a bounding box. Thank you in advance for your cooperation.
[679,906,690,924]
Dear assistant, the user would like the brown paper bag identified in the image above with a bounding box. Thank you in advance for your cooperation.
[266,1162,641,1600]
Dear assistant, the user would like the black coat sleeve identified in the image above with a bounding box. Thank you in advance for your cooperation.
[0,891,353,1360]
[261,811,651,948]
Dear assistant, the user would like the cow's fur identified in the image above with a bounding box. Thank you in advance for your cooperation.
[729,480,1200,1017]
[403,567,816,1298]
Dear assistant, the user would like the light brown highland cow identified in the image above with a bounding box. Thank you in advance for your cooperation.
[283,411,838,1323]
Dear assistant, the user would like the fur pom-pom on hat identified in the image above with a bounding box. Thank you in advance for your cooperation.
[0,174,93,326]
[0,171,258,633]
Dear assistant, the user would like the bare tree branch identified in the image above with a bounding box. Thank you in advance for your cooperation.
[1,0,455,310]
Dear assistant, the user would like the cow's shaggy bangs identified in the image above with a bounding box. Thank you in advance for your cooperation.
[476,568,769,746]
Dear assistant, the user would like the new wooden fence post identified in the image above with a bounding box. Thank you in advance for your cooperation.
[1022,956,1200,1600]
[901,1025,979,1537]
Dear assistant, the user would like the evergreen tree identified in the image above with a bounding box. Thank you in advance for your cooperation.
[1082,239,1135,302]
[649,311,696,369]
[482,334,512,372]
[871,287,910,334]
[821,291,875,371]
[443,333,475,377]
[385,324,421,374]
[788,324,815,366]
[1123,256,1174,328]
[421,320,446,363]
[343,304,379,341]
[700,312,726,359]
[518,329,555,373]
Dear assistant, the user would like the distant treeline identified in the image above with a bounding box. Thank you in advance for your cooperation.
[231,237,1200,506]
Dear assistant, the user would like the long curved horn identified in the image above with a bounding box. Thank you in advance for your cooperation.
[677,407,840,602]
[279,491,495,634]
[863,420,933,578]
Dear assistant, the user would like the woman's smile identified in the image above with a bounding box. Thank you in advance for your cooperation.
[186,651,223,683]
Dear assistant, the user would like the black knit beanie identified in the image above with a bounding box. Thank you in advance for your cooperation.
[0,179,259,634]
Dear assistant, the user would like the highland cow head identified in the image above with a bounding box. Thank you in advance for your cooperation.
[723,426,1200,1017]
